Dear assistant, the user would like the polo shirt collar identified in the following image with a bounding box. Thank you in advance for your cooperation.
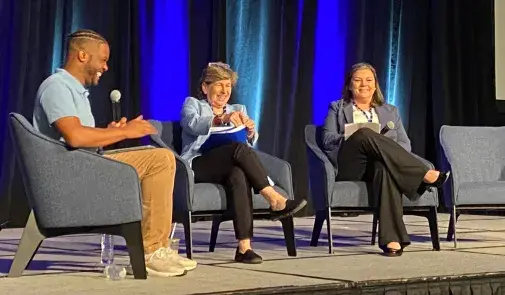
[56,68,88,95]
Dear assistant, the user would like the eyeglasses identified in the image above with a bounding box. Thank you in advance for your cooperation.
[208,62,231,69]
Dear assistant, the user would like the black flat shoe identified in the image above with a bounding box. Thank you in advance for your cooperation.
[270,199,307,221]
[235,248,263,264]
[379,245,403,257]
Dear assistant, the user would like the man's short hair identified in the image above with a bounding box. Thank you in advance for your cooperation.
[66,29,107,53]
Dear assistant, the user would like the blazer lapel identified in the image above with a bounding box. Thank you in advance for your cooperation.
[374,105,387,128]
[343,101,354,124]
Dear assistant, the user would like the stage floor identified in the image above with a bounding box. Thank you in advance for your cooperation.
[0,213,504,294]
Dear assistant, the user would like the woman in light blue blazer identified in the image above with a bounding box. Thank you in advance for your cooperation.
[180,62,307,264]
[322,63,449,256]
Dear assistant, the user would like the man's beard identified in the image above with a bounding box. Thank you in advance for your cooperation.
[83,62,98,87]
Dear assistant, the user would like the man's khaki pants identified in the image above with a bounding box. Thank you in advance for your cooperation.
[106,148,176,254]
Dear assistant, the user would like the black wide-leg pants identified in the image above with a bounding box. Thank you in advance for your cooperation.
[333,128,429,247]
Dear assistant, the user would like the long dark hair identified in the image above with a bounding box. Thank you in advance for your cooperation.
[341,62,385,107]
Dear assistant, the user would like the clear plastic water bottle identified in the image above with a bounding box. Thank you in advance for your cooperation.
[104,264,127,280]
[100,234,126,280]
[100,234,114,265]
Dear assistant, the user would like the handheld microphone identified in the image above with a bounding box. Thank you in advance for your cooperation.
[110,89,121,103]
[380,121,395,134]
[110,90,121,122]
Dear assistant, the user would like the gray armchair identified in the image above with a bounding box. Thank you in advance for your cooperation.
[149,120,297,258]
[305,125,440,253]
[7,113,146,279]
[440,125,505,247]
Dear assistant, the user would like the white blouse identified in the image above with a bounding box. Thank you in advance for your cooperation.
[352,105,379,124]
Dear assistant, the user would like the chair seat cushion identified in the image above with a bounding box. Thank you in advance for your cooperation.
[330,181,438,208]
[457,181,505,205]
[192,183,289,212]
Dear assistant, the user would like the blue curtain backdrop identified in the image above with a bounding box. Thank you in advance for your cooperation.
[0,0,496,226]
[225,0,316,199]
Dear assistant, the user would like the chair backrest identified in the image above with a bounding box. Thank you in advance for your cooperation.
[8,113,72,210]
[149,120,183,154]
[304,124,337,209]
[440,125,505,183]
[304,125,325,155]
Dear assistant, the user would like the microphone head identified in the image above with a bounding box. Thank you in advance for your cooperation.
[386,121,395,130]
[110,90,121,103]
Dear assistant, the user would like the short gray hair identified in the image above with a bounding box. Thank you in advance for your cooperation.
[197,62,238,98]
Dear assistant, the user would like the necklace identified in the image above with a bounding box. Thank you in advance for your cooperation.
[208,100,229,126]
[207,100,226,116]
[353,101,373,122]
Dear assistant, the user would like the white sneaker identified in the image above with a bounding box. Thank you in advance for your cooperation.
[164,248,197,271]
[144,248,187,277]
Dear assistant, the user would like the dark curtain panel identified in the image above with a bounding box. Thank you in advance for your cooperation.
[0,0,70,226]
[0,0,144,226]
[395,0,431,158]
[344,0,495,152]
[428,0,496,171]
[221,0,496,212]
[430,0,496,127]
[225,0,318,208]
[346,0,495,208]
[345,0,401,99]
[0,0,498,224]
[270,1,317,209]
[189,0,227,96]
[428,0,496,207]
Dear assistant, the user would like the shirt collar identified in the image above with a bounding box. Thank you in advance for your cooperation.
[204,99,231,112]
[56,68,89,95]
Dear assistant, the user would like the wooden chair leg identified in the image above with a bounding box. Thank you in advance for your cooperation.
[280,216,297,257]
[371,212,378,245]
[427,207,440,251]
[326,207,334,254]
[446,206,459,241]
[447,206,459,247]
[209,216,223,252]
[182,211,193,259]
[310,210,326,247]
[120,222,147,279]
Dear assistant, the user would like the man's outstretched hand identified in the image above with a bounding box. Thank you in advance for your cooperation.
[107,117,127,128]
[123,115,158,139]
[107,115,157,139]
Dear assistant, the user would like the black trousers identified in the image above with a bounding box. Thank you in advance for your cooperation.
[192,142,270,240]
[334,128,429,247]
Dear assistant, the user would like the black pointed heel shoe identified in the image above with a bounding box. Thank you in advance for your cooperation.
[417,171,451,195]
[426,171,451,188]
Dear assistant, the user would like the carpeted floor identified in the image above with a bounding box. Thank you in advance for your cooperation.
[0,213,504,295]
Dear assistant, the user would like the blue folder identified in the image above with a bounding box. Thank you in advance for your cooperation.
[200,127,248,153]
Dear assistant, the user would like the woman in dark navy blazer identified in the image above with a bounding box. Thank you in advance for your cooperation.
[322,63,449,256]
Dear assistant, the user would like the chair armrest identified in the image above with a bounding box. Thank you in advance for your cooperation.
[102,145,156,155]
[172,153,195,213]
[255,150,294,200]
[30,149,143,228]
[405,153,439,206]
[412,153,435,169]
[149,133,195,212]
[305,142,335,211]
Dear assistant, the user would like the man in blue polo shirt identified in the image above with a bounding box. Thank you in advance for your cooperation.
[33,29,196,277]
